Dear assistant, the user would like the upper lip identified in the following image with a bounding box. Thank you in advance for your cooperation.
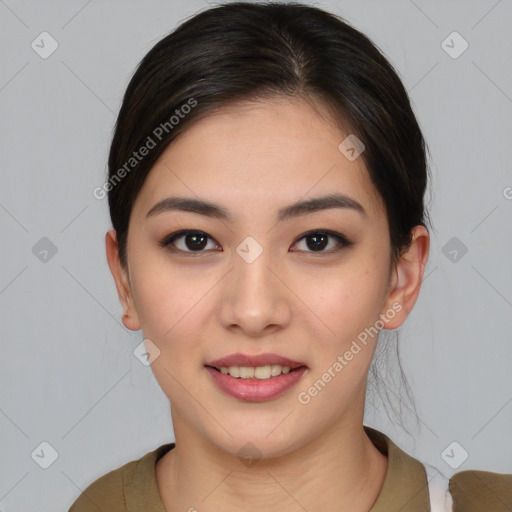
[205,352,306,369]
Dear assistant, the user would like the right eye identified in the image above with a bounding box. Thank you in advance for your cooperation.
[160,230,221,254]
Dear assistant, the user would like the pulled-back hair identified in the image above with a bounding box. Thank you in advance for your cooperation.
[107,1,430,270]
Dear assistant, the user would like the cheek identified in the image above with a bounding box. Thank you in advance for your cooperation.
[294,261,388,343]
[130,258,210,346]
[130,263,213,393]
[292,265,388,414]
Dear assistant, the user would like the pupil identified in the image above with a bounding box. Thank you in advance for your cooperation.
[307,233,327,251]
[183,233,328,252]
[186,233,207,250]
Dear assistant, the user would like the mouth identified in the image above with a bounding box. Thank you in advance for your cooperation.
[203,353,308,402]
[205,352,306,372]
[204,364,306,379]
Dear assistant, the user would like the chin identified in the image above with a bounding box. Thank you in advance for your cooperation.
[207,427,308,463]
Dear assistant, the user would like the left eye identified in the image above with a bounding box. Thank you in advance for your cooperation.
[292,230,351,253]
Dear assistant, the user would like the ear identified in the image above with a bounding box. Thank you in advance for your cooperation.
[105,229,141,331]
[380,225,430,330]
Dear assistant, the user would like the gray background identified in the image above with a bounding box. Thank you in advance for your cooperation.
[1,0,511,510]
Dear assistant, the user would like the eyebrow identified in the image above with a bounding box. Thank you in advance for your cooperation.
[146,193,366,222]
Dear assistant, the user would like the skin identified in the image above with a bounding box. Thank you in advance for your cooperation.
[106,95,429,512]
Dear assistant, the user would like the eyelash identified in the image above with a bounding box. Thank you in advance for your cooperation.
[159,229,353,255]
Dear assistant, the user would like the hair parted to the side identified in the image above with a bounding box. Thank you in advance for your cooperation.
[106,1,431,435]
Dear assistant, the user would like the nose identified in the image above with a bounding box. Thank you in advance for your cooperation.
[219,248,291,337]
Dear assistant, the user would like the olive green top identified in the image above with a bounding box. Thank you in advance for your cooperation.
[68,426,512,511]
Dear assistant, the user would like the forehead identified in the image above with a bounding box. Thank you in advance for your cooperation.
[131,96,385,221]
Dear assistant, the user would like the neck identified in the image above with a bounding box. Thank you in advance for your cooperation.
[156,412,388,512]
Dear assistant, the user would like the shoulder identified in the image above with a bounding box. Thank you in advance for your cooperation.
[67,444,174,512]
[67,458,132,512]
[67,466,126,511]
[449,469,512,511]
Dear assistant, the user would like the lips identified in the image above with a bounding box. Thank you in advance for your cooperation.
[204,364,308,402]
[204,352,307,370]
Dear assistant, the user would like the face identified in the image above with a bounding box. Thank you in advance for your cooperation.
[108,96,422,459]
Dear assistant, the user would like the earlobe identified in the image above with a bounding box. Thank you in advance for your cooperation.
[381,226,430,330]
[105,229,141,331]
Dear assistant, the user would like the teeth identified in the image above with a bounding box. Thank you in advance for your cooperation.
[218,364,292,379]
[239,366,254,378]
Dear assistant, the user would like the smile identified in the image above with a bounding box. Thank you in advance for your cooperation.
[212,364,294,379]
[204,364,307,402]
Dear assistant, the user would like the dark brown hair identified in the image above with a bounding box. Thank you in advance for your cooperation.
[107,1,430,270]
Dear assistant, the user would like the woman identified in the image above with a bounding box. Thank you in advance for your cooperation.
[69,2,512,511]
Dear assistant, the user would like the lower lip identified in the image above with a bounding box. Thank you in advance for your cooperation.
[204,366,307,402]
